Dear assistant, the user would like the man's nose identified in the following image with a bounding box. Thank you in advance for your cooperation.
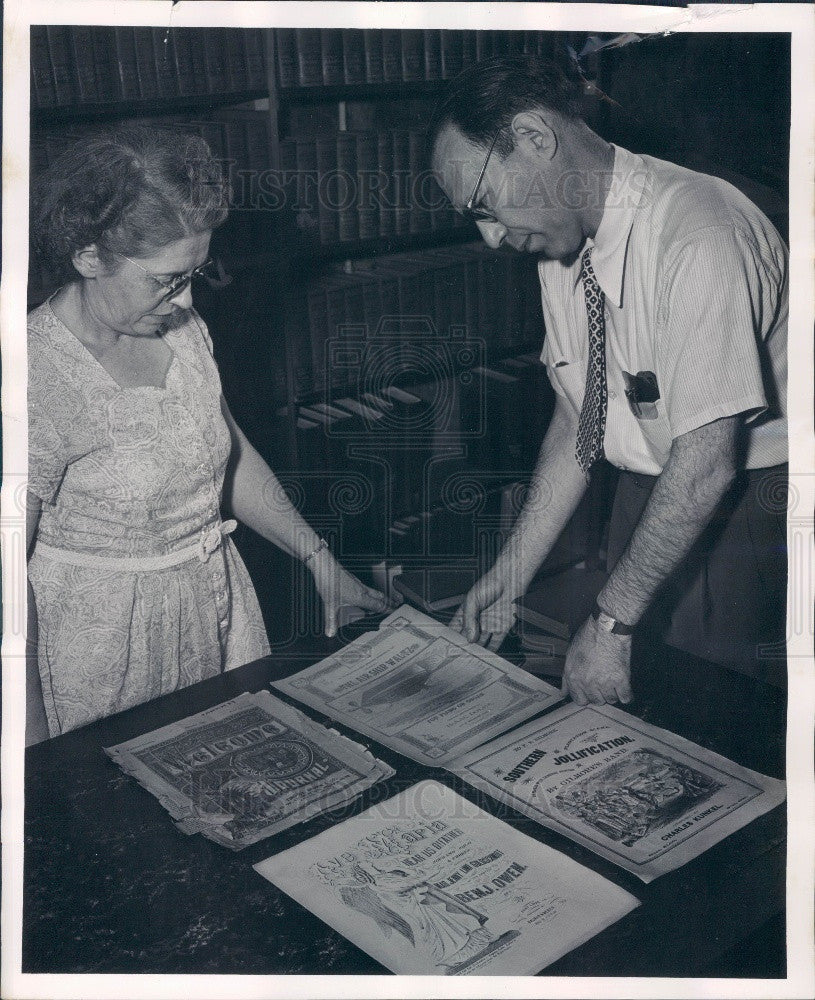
[476,219,507,249]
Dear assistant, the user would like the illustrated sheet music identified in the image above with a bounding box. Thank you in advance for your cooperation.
[105,691,394,849]
[451,703,786,881]
[254,779,639,974]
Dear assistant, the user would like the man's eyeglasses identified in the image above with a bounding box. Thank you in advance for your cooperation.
[120,254,217,300]
[463,130,501,222]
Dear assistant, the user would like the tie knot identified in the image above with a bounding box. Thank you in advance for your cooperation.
[581,245,595,278]
[580,246,604,304]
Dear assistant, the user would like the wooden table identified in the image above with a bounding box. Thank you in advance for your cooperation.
[23,624,786,977]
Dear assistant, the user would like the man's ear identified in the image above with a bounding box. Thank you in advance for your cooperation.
[510,110,557,160]
[71,244,107,279]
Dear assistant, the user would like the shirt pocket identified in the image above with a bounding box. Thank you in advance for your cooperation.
[547,357,587,412]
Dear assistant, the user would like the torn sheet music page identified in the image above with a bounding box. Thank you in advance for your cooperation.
[273,605,563,767]
[105,691,394,849]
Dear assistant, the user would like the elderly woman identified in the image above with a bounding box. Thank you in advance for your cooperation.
[26,123,390,741]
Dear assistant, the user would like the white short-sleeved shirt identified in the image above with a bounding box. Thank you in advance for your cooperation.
[539,145,788,475]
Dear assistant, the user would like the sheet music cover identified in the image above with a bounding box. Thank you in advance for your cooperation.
[105,690,395,849]
[254,779,639,974]
[273,605,563,766]
[451,703,786,882]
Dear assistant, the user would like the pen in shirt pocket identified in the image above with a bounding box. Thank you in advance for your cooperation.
[622,370,660,419]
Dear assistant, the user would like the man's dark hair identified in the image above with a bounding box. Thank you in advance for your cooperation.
[428,55,584,159]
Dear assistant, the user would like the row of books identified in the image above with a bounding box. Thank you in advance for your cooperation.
[161,120,463,240]
[30,26,267,109]
[278,129,462,244]
[275,28,555,87]
[31,25,557,111]
[285,244,544,400]
[31,116,461,244]
[29,112,271,181]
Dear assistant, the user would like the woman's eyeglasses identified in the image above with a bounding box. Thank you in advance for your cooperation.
[119,254,217,299]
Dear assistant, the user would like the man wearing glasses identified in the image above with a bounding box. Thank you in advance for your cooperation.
[429,57,788,758]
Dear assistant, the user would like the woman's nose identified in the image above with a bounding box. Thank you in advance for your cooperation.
[476,219,507,249]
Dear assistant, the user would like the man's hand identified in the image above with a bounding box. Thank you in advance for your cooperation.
[448,397,588,653]
[561,616,633,705]
[450,566,520,651]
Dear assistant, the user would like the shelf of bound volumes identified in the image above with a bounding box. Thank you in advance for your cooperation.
[262,28,561,545]
[281,244,544,404]
[273,27,557,89]
[31,25,269,120]
[29,114,469,280]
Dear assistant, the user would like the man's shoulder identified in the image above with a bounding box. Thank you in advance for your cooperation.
[634,152,783,255]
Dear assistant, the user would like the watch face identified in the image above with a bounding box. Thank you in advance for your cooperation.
[596,612,615,631]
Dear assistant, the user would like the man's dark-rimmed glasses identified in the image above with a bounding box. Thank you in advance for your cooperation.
[463,130,501,222]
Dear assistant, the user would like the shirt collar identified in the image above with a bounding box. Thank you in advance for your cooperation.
[572,145,648,308]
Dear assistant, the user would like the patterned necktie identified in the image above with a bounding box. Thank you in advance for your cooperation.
[575,246,608,478]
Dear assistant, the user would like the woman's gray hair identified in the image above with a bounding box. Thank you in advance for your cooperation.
[31,122,230,281]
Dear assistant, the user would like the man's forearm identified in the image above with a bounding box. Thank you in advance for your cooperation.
[496,399,588,591]
[598,417,739,626]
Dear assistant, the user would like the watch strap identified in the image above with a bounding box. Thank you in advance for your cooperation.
[592,602,635,635]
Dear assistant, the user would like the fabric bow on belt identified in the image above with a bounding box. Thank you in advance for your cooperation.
[198,520,237,562]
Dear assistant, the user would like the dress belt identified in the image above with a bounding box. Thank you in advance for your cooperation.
[33,520,238,572]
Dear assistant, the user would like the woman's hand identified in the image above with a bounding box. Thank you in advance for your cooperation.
[310,553,399,638]
[218,401,399,638]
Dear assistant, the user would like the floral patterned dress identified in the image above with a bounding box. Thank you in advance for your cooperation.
[27,299,271,736]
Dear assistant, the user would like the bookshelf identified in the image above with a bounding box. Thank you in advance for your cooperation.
[30,26,269,108]
[264,27,554,394]
[33,90,270,127]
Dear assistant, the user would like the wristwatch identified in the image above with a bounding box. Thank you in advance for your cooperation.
[592,602,635,636]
